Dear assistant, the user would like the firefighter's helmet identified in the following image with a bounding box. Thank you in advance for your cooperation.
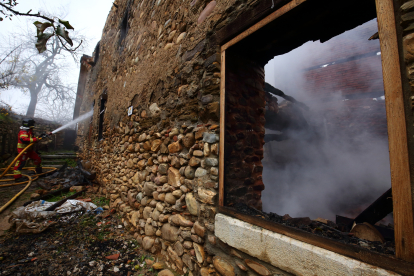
[22,119,35,128]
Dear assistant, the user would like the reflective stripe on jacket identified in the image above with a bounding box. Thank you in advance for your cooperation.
[17,129,38,149]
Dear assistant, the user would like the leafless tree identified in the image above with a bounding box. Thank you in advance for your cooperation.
[4,25,86,118]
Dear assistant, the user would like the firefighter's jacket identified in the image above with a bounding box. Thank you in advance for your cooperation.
[17,127,38,149]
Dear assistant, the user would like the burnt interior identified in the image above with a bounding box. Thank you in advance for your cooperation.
[224,0,395,254]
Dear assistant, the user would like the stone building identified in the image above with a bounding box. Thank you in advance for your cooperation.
[75,0,414,275]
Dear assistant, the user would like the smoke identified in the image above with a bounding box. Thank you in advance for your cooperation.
[262,19,391,221]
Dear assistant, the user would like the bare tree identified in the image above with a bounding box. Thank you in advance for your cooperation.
[35,92,76,124]
[4,24,86,117]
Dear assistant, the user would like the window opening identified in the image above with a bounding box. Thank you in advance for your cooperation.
[221,0,403,265]
[98,96,107,141]
[119,1,132,53]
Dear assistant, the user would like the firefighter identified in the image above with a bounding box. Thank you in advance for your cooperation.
[14,119,43,182]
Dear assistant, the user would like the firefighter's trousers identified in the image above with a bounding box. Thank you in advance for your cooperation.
[13,148,42,179]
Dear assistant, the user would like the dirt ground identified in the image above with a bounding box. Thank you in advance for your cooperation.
[0,171,174,276]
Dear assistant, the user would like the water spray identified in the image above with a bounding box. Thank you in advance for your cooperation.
[50,110,94,135]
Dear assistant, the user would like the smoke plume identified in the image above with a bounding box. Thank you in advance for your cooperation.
[262,19,391,221]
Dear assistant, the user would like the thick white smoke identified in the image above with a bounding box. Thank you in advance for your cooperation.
[262,19,392,221]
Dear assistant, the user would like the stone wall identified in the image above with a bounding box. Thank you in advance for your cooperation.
[75,0,291,274]
[75,0,414,274]
[0,118,20,157]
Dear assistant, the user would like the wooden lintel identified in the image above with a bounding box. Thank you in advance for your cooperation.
[221,0,308,52]
[375,0,414,262]
[219,206,414,275]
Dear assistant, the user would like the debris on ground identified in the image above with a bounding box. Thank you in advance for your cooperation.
[0,165,170,276]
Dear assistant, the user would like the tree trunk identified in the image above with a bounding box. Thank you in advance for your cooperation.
[26,91,38,117]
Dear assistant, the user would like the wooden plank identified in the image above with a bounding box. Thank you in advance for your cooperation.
[219,50,226,207]
[222,0,308,51]
[220,206,414,275]
[375,0,414,262]
[45,189,86,211]
[353,188,393,226]
[212,0,290,46]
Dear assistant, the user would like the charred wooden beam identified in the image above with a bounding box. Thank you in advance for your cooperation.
[354,188,393,226]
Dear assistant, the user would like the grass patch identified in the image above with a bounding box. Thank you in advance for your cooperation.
[93,196,109,207]
[47,190,77,202]
[64,158,77,167]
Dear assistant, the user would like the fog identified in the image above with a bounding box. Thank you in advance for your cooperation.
[262,19,392,221]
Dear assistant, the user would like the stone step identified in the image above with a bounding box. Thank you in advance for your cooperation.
[41,155,77,159]
[43,161,67,165]
[44,164,63,169]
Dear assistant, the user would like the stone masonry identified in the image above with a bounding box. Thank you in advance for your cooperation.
[75,0,414,275]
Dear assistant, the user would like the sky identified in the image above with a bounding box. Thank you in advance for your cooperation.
[0,0,113,116]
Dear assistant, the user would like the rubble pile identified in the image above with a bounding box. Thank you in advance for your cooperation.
[233,203,395,255]
[0,210,160,276]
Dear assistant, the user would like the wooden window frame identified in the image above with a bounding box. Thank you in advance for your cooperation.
[218,0,414,272]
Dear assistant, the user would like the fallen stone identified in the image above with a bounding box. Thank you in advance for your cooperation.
[143,237,155,250]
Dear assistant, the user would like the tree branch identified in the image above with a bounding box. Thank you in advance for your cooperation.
[0,3,54,23]
[56,35,83,52]
[0,44,21,65]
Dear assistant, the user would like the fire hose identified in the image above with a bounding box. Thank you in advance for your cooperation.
[0,136,58,213]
